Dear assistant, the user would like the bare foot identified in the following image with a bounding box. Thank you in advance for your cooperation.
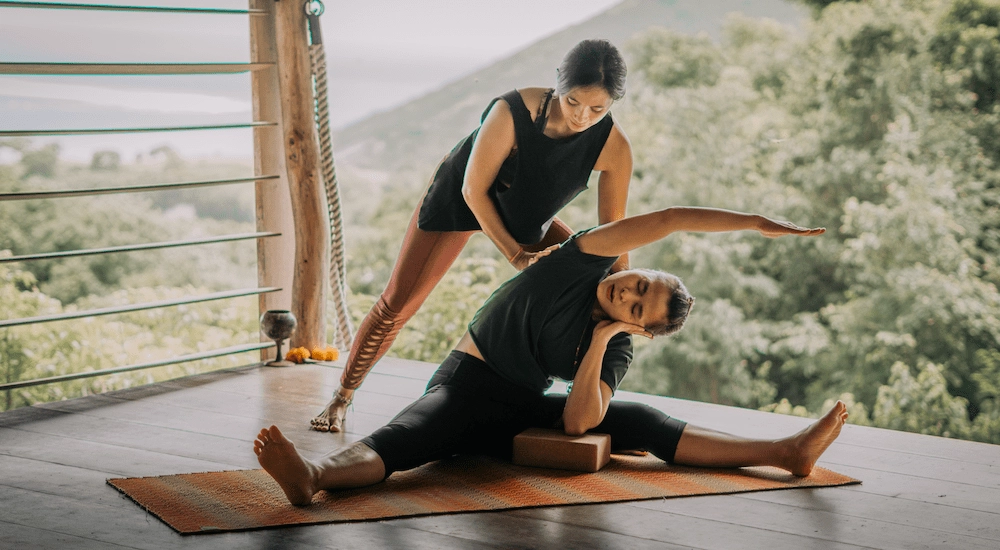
[309,387,354,432]
[783,400,849,476]
[254,425,319,505]
[310,393,351,433]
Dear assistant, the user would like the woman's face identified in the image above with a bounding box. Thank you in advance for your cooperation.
[595,270,672,328]
[559,86,613,132]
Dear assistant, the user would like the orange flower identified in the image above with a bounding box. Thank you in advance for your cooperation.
[310,347,340,362]
[285,347,310,363]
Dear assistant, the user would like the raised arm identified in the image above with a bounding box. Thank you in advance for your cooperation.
[593,121,633,272]
[576,206,825,258]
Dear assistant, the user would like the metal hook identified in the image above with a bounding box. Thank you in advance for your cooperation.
[304,0,324,45]
[304,0,324,17]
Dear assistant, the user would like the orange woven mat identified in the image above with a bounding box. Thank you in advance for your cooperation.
[108,454,859,535]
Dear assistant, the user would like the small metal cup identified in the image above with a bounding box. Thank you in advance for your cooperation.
[260,310,297,367]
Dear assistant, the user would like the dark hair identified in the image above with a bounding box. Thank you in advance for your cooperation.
[557,39,627,100]
[646,275,694,337]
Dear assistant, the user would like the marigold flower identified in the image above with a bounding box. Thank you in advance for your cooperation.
[285,347,310,363]
[310,347,340,362]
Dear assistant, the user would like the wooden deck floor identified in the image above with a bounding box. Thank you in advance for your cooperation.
[1,356,998,549]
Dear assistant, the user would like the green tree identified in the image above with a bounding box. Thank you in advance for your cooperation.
[619,0,1000,443]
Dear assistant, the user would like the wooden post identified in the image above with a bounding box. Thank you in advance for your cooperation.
[249,0,296,361]
[272,0,330,351]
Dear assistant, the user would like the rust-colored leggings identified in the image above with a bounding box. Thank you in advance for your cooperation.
[339,203,573,390]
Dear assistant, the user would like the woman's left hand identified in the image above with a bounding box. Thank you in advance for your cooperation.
[756,216,826,239]
[594,320,652,343]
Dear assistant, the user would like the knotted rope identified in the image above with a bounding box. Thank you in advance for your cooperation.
[306,1,353,349]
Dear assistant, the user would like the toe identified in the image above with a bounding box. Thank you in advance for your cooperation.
[312,422,329,433]
[329,414,344,433]
[269,425,290,444]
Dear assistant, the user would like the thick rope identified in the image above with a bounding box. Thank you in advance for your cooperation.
[309,42,354,350]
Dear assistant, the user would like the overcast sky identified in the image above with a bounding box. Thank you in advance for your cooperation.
[0,0,622,162]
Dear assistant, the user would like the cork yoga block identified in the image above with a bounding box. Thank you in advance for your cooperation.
[512,428,611,472]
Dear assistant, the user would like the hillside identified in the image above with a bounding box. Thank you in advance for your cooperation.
[331,0,806,193]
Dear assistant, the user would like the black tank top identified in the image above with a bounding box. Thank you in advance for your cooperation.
[417,89,615,245]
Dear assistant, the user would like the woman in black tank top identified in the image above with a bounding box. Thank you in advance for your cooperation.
[311,40,636,433]
[254,207,845,506]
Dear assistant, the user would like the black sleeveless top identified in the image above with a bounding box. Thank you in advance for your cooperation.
[417,89,615,245]
[468,231,632,393]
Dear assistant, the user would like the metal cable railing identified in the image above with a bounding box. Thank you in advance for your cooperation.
[0,122,275,137]
[0,1,290,393]
[0,342,275,391]
[0,62,272,75]
[0,175,279,201]
[0,287,280,329]
[0,232,279,263]
[0,1,265,15]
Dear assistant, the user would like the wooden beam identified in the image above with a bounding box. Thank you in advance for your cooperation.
[270,0,330,351]
[250,0,297,361]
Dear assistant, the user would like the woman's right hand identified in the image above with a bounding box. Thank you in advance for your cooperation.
[756,216,826,238]
[593,319,652,344]
[510,244,560,270]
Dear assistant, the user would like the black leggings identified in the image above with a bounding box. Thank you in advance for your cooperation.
[361,351,687,476]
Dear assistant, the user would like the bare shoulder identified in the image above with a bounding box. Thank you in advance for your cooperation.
[594,119,633,172]
[515,87,553,122]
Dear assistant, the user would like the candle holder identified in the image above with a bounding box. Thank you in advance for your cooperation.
[260,310,297,367]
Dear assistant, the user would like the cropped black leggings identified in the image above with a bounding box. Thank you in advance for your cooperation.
[361,351,688,476]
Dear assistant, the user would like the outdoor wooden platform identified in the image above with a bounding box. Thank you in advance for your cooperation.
[1,356,998,549]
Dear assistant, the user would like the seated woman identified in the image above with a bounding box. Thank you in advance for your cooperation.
[254,206,847,506]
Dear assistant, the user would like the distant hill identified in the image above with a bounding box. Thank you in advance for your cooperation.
[332,0,806,193]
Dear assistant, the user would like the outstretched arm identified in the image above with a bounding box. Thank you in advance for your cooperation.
[575,206,825,258]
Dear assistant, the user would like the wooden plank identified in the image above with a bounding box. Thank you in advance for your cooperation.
[510,503,870,550]
[737,484,1000,542]
[632,492,999,550]
[32,387,383,456]
[273,0,329,350]
[249,0,295,357]
[5,413,258,470]
[0,426,237,477]
[0,62,271,75]
[0,466,510,550]
[393,512,694,550]
[0,520,131,550]
[818,443,1000,489]
[0,483,298,549]
[0,453,156,508]
[827,462,1000,515]
[0,455,495,550]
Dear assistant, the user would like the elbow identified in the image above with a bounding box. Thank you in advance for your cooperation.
[563,421,588,437]
[461,183,478,205]
[562,412,597,436]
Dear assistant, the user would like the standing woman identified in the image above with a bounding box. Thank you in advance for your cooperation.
[311,39,634,432]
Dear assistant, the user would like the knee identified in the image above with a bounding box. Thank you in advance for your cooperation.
[616,402,666,425]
